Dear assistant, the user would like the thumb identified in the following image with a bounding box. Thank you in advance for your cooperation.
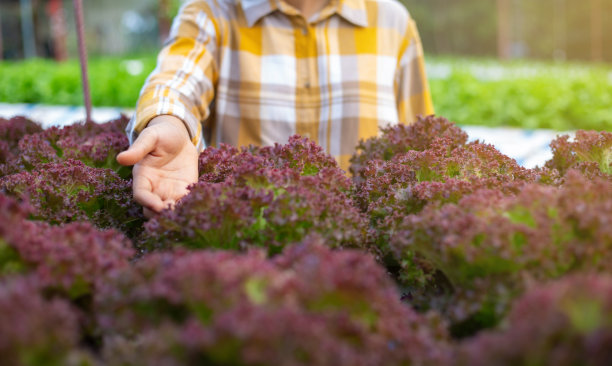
[117,129,158,166]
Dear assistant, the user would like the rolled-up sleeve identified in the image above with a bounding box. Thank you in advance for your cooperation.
[126,1,220,151]
[395,16,434,124]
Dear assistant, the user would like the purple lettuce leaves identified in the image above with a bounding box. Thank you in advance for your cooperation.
[97,241,449,366]
[355,137,536,212]
[7,116,131,178]
[142,172,367,254]
[0,116,43,175]
[546,130,612,178]
[0,159,144,237]
[354,137,540,266]
[390,171,612,335]
[390,172,612,331]
[0,276,89,366]
[199,135,341,182]
[349,115,469,183]
[0,192,134,359]
[347,117,540,267]
[145,137,366,254]
[456,274,612,366]
[2,110,612,363]
[0,193,134,299]
[0,116,43,155]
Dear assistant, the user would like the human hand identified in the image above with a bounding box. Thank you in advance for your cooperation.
[117,115,199,217]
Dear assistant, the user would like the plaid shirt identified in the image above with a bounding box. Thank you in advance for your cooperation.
[127,0,434,170]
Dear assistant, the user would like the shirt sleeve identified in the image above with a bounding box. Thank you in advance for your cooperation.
[125,1,220,151]
[394,16,435,124]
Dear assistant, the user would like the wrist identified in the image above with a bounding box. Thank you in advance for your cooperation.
[148,115,191,141]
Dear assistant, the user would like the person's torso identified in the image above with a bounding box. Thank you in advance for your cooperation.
[206,0,411,167]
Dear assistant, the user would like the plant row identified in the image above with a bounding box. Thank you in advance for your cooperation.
[0,114,610,365]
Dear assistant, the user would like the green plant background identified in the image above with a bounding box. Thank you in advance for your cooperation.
[428,58,612,131]
[1,56,611,131]
[0,57,157,108]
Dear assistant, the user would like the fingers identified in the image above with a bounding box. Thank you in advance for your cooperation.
[134,187,166,213]
[173,184,191,204]
[133,173,186,217]
[144,198,179,218]
[140,193,179,218]
[143,207,156,219]
[162,199,177,211]
[117,129,158,166]
[132,175,165,213]
[141,195,180,219]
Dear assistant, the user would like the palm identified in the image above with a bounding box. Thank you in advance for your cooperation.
[133,143,198,209]
[117,117,199,214]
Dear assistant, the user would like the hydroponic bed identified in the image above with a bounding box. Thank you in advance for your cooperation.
[0,115,610,366]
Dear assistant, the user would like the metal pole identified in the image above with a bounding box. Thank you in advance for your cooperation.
[19,0,37,58]
[73,0,92,122]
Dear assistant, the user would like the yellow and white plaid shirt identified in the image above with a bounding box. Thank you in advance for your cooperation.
[127,0,434,170]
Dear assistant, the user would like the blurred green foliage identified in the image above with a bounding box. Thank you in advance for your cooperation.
[429,58,612,131]
[0,57,157,107]
[0,56,611,131]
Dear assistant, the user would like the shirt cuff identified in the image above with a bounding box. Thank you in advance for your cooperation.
[127,94,206,152]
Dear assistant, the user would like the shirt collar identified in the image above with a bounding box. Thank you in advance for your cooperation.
[240,0,278,28]
[336,0,368,27]
[240,0,368,28]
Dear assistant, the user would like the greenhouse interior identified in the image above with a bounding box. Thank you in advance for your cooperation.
[0,1,611,365]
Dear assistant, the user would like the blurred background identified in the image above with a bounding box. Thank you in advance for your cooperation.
[0,0,611,134]
[2,0,610,62]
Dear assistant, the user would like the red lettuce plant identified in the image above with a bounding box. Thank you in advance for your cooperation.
[0,277,84,366]
[0,159,144,236]
[546,130,612,178]
[456,274,612,366]
[354,137,541,264]
[97,241,449,366]
[390,171,612,334]
[2,111,612,362]
[199,135,341,182]
[143,172,367,253]
[8,116,130,178]
[0,116,42,162]
[349,116,562,257]
[0,193,134,299]
[354,138,536,213]
[349,115,468,183]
